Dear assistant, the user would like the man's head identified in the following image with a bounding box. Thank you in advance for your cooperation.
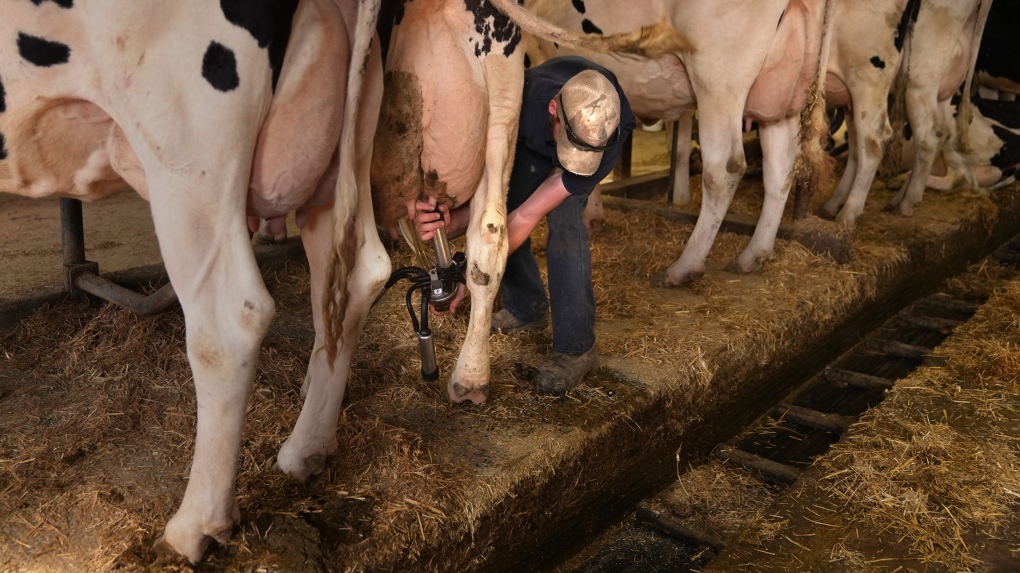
[551,70,621,176]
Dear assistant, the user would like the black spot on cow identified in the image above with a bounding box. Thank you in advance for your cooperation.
[17,33,70,67]
[903,121,912,141]
[470,262,491,286]
[524,53,531,69]
[895,0,921,52]
[990,124,1020,172]
[202,41,240,92]
[581,19,602,35]
[870,56,886,69]
[572,0,585,14]
[464,0,523,58]
[220,0,299,90]
[0,132,8,160]
[425,169,440,187]
[30,0,73,7]
[0,74,6,114]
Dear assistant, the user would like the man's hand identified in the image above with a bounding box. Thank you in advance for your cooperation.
[430,283,467,316]
[412,199,448,242]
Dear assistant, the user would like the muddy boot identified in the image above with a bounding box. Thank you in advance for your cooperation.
[535,346,599,393]
[490,309,549,334]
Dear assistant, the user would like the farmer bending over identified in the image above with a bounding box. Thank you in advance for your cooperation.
[414,55,635,393]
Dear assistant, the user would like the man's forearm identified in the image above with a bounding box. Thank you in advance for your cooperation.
[506,209,538,254]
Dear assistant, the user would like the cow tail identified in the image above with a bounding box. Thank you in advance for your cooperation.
[325,0,382,366]
[795,0,837,211]
[882,0,921,180]
[955,0,992,155]
[489,0,693,58]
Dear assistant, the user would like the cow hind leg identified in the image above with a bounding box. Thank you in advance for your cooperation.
[659,104,744,285]
[278,36,386,479]
[448,55,522,404]
[834,89,893,227]
[822,109,858,218]
[889,90,943,216]
[451,162,506,404]
[275,199,389,480]
[729,115,798,274]
[148,171,275,563]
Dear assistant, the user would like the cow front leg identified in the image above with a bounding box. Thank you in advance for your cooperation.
[658,105,744,285]
[730,115,798,274]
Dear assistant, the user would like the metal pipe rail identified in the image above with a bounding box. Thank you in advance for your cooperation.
[60,197,179,315]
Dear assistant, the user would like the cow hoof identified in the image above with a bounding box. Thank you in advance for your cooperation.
[275,453,328,482]
[834,212,859,229]
[275,439,336,481]
[163,504,239,564]
[649,270,703,288]
[725,256,763,275]
[449,381,489,404]
[159,531,210,565]
[817,204,839,221]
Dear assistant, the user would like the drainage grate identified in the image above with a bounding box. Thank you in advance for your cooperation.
[552,235,1020,573]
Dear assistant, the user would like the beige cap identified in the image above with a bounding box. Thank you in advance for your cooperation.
[554,70,621,176]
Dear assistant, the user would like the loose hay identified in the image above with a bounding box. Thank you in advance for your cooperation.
[649,461,784,542]
[815,265,1020,571]
[0,163,1012,570]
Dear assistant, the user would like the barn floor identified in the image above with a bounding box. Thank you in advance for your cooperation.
[2,127,1020,572]
[703,264,1020,573]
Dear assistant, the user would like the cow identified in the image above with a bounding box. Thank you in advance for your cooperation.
[891,96,1020,191]
[364,0,689,403]
[525,0,835,286]
[0,0,686,561]
[822,0,992,225]
[0,0,387,562]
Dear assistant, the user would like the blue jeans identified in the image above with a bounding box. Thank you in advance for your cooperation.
[500,142,596,355]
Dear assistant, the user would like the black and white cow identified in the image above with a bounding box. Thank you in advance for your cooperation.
[364,0,688,403]
[525,0,835,285]
[822,0,992,225]
[894,96,1020,190]
[0,0,687,561]
[0,0,387,563]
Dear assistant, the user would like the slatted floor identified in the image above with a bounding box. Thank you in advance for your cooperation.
[551,235,1020,573]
